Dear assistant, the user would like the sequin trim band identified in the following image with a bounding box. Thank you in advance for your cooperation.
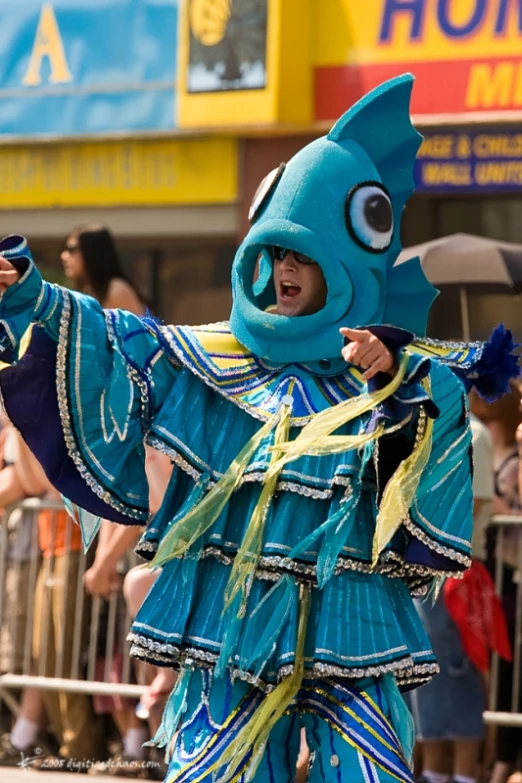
[56,291,145,521]
[127,632,439,691]
[403,516,471,567]
[146,432,364,499]
[147,435,205,483]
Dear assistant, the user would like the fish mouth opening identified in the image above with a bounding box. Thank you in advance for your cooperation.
[236,219,352,331]
[251,243,325,316]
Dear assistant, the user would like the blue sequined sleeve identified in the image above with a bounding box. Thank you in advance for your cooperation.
[374,357,473,594]
[0,236,179,524]
[402,361,473,587]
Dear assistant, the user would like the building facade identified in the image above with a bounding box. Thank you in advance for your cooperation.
[2,0,521,334]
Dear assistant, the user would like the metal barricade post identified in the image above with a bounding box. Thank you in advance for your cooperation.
[0,497,147,710]
[483,514,522,728]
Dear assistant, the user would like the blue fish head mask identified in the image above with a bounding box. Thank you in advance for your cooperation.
[229,74,438,370]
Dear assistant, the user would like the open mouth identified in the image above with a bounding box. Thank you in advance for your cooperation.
[279,280,302,300]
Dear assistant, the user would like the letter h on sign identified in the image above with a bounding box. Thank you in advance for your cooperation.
[379,0,426,42]
[380,0,519,41]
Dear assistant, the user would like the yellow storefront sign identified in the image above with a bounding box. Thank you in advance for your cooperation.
[0,137,238,209]
[313,1,522,119]
[314,0,522,67]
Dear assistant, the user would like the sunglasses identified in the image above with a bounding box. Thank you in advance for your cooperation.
[270,246,316,265]
[64,242,80,253]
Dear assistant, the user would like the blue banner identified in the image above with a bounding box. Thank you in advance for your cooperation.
[414,130,522,193]
[0,0,178,137]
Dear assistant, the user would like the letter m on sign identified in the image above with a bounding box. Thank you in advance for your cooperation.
[466,63,514,109]
[23,4,72,86]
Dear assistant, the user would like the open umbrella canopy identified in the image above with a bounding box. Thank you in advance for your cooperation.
[397,233,522,289]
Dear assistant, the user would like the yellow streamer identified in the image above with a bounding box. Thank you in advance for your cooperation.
[152,352,411,570]
[266,351,410,478]
[0,324,34,372]
[210,584,311,783]
[372,379,434,566]
[288,427,386,457]
[152,409,282,568]
[223,402,291,617]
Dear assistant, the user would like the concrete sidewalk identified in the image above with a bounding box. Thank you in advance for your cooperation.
[1,771,113,782]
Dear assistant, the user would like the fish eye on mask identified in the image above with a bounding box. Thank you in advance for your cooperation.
[248,163,286,224]
[345,181,394,253]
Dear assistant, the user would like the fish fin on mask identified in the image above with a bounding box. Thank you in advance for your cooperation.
[383,256,439,337]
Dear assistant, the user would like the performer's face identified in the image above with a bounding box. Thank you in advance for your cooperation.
[272,249,327,317]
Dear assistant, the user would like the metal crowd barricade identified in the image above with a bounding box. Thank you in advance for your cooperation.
[0,497,147,715]
[483,513,522,728]
[3,504,522,728]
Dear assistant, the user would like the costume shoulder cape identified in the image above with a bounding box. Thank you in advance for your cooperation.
[157,320,516,422]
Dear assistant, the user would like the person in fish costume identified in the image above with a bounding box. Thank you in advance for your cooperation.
[0,75,517,783]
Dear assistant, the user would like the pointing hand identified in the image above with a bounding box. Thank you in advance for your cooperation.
[340,327,397,381]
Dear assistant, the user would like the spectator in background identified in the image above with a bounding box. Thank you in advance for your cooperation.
[472,383,522,783]
[61,223,144,312]
[0,420,104,768]
[409,407,495,783]
[508,411,522,783]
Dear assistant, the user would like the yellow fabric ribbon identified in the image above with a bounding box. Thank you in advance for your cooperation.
[153,351,413,571]
[265,351,410,477]
[152,408,283,568]
[223,401,291,618]
[371,378,434,566]
[210,583,311,783]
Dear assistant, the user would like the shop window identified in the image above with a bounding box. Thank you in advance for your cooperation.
[437,198,522,244]
[156,244,235,325]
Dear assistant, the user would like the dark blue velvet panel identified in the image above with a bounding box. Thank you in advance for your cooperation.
[0,326,134,523]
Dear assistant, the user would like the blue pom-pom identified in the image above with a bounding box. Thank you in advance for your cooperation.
[455,324,520,402]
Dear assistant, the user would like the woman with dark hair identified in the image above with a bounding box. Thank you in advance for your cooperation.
[61,224,144,314]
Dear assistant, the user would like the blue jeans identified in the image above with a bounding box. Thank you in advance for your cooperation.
[409,595,485,741]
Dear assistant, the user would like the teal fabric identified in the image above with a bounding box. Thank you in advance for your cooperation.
[157,322,434,423]
[32,280,178,521]
[229,75,438,367]
[0,256,472,689]
[410,364,473,559]
[0,237,45,355]
[165,670,414,783]
[129,555,436,687]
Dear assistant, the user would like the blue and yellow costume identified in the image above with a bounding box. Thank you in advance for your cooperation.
[0,76,518,782]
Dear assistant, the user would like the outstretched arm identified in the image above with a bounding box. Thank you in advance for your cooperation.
[0,237,179,526]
